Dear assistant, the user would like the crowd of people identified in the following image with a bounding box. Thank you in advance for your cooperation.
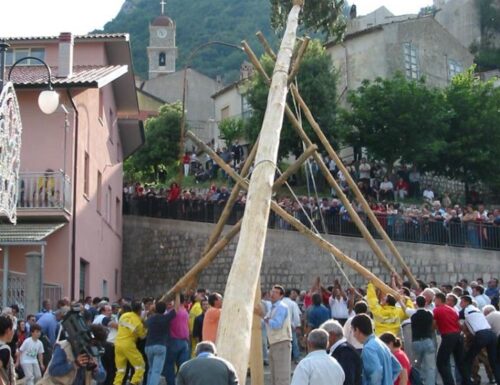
[1,274,499,385]
[123,177,500,250]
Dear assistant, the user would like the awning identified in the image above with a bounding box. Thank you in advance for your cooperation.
[0,223,66,245]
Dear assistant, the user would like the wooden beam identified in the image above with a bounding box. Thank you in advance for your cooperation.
[249,280,264,385]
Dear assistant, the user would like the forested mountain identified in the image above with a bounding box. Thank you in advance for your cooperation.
[97,0,281,82]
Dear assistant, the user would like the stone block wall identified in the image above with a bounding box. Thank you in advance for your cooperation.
[122,216,500,298]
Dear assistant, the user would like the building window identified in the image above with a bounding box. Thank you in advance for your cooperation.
[97,171,102,213]
[98,90,104,125]
[114,269,119,295]
[79,259,89,300]
[105,185,112,223]
[221,106,230,120]
[403,43,419,80]
[6,47,45,65]
[448,59,463,80]
[115,197,121,230]
[84,152,90,197]
[159,52,166,66]
[102,280,108,298]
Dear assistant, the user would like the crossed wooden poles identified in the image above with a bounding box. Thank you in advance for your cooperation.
[160,4,418,381]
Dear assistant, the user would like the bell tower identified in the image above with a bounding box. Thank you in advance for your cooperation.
[147,0,177,79]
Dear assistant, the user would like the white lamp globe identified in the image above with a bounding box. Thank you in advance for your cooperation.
[38,89,60,114]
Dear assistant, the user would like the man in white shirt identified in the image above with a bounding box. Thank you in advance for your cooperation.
[291,329,345,385]
[283,289,302,363]
[483,305,500,337]
[422,185,435,202]
[343,301,367,352]
[472,285,491,310]
[329,286,350,325]
[460,296,500,385]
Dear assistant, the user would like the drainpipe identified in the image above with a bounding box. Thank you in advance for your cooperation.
[67,89,79,300]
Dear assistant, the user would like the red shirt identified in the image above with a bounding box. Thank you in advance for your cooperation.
[394,349,411,385]
[433,304,460,335]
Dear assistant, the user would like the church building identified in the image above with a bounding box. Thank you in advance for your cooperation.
[138,2,221,147]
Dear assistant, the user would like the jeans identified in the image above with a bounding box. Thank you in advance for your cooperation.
[413,338,436,385]
[291,329,300,361]
[463,329,500,385]
[163,338,189,385]
[145,344,166,385]
[437,332,467,385]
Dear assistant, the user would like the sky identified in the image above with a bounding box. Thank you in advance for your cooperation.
[0,0,434,38]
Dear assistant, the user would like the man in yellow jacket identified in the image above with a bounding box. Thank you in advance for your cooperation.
[366,282,414,337]
[114,301,147,385]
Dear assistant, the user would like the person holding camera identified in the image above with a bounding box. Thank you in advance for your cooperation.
[42,330,106,385]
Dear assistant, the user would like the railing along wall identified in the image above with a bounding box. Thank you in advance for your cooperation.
[124,196,500,251]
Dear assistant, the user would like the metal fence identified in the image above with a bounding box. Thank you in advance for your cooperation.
[124,197,500,251]
[0,270,63,317]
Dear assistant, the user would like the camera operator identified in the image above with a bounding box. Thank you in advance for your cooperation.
[41,324,106,385]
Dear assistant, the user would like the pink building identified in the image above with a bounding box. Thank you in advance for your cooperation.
[0,33,143,309]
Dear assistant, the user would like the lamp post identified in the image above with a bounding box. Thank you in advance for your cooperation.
[4,54,60,310]
[8,56,60,114]
[179,41,244,181]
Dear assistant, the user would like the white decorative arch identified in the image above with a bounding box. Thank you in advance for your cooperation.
[0,82,23,224]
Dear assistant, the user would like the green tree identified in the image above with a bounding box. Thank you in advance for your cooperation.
[430,67,500,192]
[244,40,339,159]
[219,117,245,146]
[124,103,182,183]
[338,74,450,173]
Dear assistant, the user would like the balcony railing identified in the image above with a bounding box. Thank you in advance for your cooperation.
[17,171,72,212]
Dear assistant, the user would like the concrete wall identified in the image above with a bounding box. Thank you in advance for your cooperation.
[434,0,481,49]
[122,216,500,298]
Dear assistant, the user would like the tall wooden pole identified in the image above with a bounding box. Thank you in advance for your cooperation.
[216,2,303,381]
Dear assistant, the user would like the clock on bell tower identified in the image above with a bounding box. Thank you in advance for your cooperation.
[147,0,177,79]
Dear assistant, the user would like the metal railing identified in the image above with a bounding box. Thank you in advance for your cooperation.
[17,171,72,212]
[124,197,500,251]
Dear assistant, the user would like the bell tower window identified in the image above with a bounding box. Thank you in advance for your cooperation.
[159,52,166,66]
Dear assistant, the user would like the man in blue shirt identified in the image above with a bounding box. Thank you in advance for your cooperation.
[351,314,401,385]
[38,307,67,346]
[306,293,331,332]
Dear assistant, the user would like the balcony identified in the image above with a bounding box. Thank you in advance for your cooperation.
[17,171,72,221]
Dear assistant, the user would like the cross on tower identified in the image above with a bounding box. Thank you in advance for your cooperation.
[160,0,166,15]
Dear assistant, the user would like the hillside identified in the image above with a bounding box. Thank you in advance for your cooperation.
[97,0,280,82]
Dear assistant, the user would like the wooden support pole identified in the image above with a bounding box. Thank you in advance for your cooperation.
[289,84,419,288]
[187,130,401,299]
[273,144,317,188]
[288,37,310,83]
[216,3,302,379]
[256,31,277,61]
[245,38,399,277]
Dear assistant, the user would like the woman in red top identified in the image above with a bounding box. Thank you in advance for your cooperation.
[380,332,411,385]
[167,182,181,202]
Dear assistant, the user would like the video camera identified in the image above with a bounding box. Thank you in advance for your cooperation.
[61,307,104,369]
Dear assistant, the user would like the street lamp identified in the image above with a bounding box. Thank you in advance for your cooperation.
[179,41,244,181]
[7,56,60,114]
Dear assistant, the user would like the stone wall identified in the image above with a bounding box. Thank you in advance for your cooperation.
[122,216,500,298]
